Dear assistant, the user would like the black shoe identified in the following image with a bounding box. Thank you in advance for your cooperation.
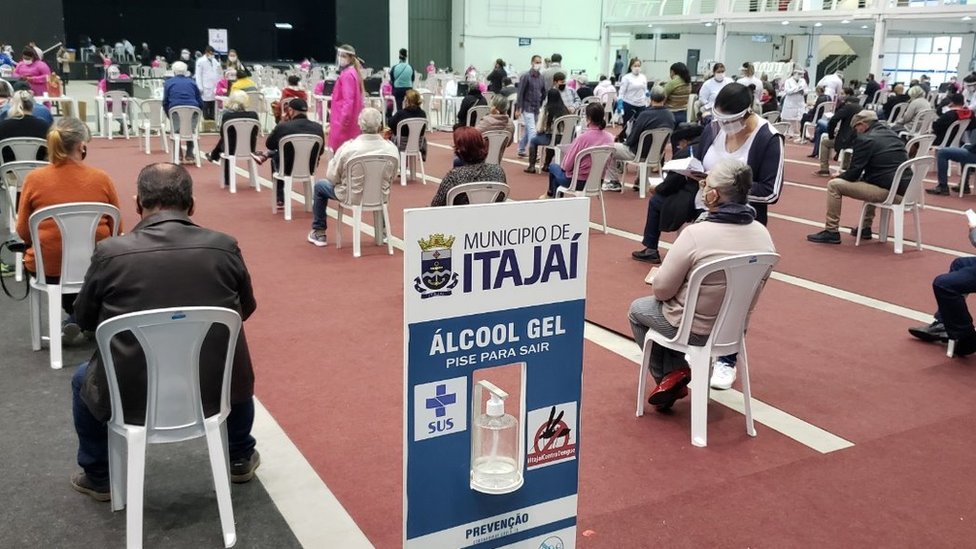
[541,165,549,173]
[70,472,111,502]
[950,184,972,195]
[850,226,873,240]
[908,321,949,343]
[953,335,976,357]
[925,187,949,196]
[806,153,818,158]
[632,248,662,263]
[231,450,261,483]
[806,230,841,244]
[523,166,536,174]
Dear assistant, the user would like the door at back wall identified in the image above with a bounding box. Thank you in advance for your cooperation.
[409,0,452,72]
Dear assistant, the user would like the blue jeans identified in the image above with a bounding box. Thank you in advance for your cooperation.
[672,110,687,127]
[311,179,338,230]
[528,133,552,167]
[933,257,976,340]
[811,120,828,156]
[547,164,579,197]
[936,147,976,190]
[518,111,537,154]
[72,362,256,485]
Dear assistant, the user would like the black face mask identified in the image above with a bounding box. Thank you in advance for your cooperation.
[557,84,566,91]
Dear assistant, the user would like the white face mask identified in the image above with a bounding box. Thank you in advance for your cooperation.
[714,72,725,82]
[228,56,237,63]
[713,107,750,135]
[338,56,349,68]
[719,119,746,134]
[532,63,542,71]
[631,66,641,75]
[23,59,33,65]
[181,54,190,60]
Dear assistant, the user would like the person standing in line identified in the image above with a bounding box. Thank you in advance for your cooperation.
[13,47,51,99]
[515,54,546,158]
[781,68,808,137]
[390,48,414,115]
[195,45,221,120]
[329,44,366,153]
[618,57,648,129]
[487,59,507,94]
[613,54,624,81]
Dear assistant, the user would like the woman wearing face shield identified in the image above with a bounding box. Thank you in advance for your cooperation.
[694,82,784,390]
[329,44,365,151]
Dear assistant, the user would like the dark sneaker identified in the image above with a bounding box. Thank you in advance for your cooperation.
[70,472,111,502]
[850,226,873,240]
[631,248,662,263]
[523,166,536,174]
[908,321,949,343]
[602,181,623,192]
[517,151,527,158]
[62,316,82,342]
[925,187,949,196]
[231,450,261,483]
[307,229,328,247]
[813,170,832,177]
[806,230,841,244]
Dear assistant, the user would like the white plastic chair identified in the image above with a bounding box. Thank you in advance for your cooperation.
[28,202,121,369]
[601,90,618,127]
[540,114,581,169]
[772,121,791,135]
[636,253,780,447]
[482,130,511,165]
[467,105,490,127]
[103,90,131,140]
[335,154,399,257]
[245,91,269,134]
[905,134,936,160]
[932,119,969,151]
[445,181,510,205]
[168,106,202,167]
[1,160,47,281]
[898,109,937,140]
[554,145,614,233]
[761,111,780,124]
[886,102,907,125]
[273,133,323,220]
[420,91,438,129]
[855,156,933,254]
[95,307,242,549]
[219,118,261,194]
[395,118,427,186]
[626,128,671,198]
[138,99,169,155]
[0,137,47,164]
[801,102,834,143]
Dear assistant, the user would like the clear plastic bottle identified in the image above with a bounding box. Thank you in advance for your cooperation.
[471,388,522,494]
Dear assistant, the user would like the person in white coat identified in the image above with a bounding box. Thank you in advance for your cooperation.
[697,62,731,122]
[817,70,844,99]
[781,68,808,137]
[618,58,649,128]
[195,45,222,120]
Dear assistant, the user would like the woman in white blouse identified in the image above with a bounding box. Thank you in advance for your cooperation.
[618,57,648,128]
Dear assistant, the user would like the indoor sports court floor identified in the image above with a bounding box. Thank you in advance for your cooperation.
[3,111,976,548]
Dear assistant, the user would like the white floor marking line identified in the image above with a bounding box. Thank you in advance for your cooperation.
[241,166,857,455]
[251,397,375,548]
[583,323,855,454]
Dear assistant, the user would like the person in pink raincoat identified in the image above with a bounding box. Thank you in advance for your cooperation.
[328,44,365,151]
[12,47,51,98]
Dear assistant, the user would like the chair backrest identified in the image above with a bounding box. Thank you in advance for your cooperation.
[340,154,399,208]
[506,94,518,122]
[905,134,936,158]
[672,253,780,355]
[245,91,267,114]
[395,118,427,154]
[445,181,510,205]
[221,118,261,157]
[909,109,937,135]
[169,106,202,139]
[94,307,242,439]
[277,133,323,178]
[633,128,671,164]
[420,91,433,114]
[887,101,906,124]
[483,91,495,105]
[138,99,165,128]
[811,101,829,121]
[467,105,490,127]
[482,130,511,165]
[761,111,780,124]
[772,122,791,135]
[1,160,47,193]
[104,90,129,116]
[857,94,868,107]
[551,114,580,146]
[936,119,968,149]
[881,155,934,207]
[0,137,47,164]
[28,202,121,285]
[570,145,614,194]
[821,101,836,116]
[871,89,885,106]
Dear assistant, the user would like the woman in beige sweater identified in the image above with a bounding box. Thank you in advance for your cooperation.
[628,158,776,411]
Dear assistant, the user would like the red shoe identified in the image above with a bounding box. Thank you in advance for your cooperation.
[648,367,691,407]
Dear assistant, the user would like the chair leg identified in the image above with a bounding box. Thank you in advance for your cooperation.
[636,347,651,418]
[739,345,756,437]
[400,155,407,186]
[205,420,237,549]
[383,205,394,255]
[913,206,922,251]
[161,129,169,154]
[194,138,201,168]
[144,125,150,155]
[47,287,63,369]
[284,178,293,221]
[335,208,344,249]
[172,137,180,164]
[109,430,127,511]
[947,339,956,358]
[599,192,608,234]
[304,180,313,213]
[14,253,22,282]
[29,286,41,351]
[125,430,147,549]
[855,203,867,247]
[230,158,238,193]
[419,157,427,185]
[878,209,891,243]
[248,160,259,191]
[107,114,114,140]
[638,164,647,199]
[688,349,711,448]
[123,115,130,140]
[353,206,362,257]
[892,207,904,254]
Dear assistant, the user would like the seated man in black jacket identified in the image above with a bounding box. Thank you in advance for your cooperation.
[808,110,910,244]
[253,98,324,207]
[631,125,704,263]
[604,86,675,191]
[881,83,909,123]
[932,93,974,146]
[814,89,861,175]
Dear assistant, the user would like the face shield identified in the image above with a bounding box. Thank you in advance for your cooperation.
[711,106,750,134]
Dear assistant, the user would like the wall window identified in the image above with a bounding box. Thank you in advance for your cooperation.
[882,35,962,86]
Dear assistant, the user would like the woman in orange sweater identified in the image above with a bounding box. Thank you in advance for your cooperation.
[16,117,122,335]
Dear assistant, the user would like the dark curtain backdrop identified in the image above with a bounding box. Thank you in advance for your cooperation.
[0,0,65,60]
[62,0,337,62]
[335,0,390,69]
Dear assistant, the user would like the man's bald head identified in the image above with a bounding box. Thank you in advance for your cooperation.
[136,163,194,214]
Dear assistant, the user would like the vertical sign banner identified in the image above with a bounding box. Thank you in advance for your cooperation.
[207,28,229,54]
[404,199,589,548]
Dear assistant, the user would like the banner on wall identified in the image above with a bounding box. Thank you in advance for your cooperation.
[403,198,590,548]
[207,28,228,54]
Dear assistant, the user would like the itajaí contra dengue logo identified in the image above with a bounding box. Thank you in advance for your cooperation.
[414,233,459,299]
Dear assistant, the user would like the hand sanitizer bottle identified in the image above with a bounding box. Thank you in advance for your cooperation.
[471,381,523,494]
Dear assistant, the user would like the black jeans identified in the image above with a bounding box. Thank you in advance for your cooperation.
[934,257,976,341]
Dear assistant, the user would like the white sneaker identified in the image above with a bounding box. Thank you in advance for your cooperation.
[709,362,736,390]
[307,230,328,247]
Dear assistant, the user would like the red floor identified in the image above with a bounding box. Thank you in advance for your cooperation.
[86,127,976,548]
